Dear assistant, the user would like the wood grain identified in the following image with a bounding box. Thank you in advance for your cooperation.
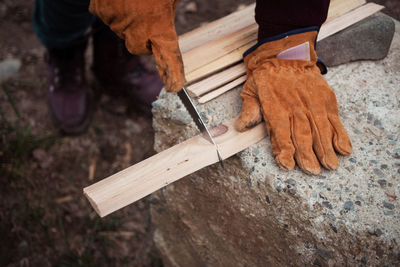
[179,4,255,53]
[187,64,246,97]
[84,119,267,217]
[198,76,246,104]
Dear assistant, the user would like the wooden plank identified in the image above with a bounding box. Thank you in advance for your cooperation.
[198,76,246,104]
[186,3,384,98]
[183,24,258,74]
[187,64,246,97]
[84,118,267,217]
[179,4,255,53]
[318,3,384,41]
[326,0,366,22]
[186,41,255,83]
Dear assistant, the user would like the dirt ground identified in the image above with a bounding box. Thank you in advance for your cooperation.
[0,0,399,266]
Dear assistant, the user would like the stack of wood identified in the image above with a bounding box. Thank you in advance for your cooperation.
[83,0,384,218]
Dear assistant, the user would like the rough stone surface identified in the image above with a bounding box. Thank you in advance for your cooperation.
[317,13,395,66]
[150,18,400,266]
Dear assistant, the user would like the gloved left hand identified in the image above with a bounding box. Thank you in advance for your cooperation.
[236,28,352,175]
[89,0,185,92]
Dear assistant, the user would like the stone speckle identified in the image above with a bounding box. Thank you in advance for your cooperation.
[151,16,400,267]
[344,201,355,211]
[383,201,395,210]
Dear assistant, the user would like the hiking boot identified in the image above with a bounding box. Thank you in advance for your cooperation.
[46,42,92,134]
[92,25,162,115]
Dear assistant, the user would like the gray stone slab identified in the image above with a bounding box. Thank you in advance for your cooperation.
[317,12,395,66]
[150,17,400,267]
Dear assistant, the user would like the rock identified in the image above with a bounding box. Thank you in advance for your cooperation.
[0,58,21,82]
[185,2,197,13]
[32,148,53,169]
[317,13,395,66]
[150,16,400,267]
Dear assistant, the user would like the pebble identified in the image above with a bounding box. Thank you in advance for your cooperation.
[285,178,296,186]
[374,119,382,127]
[265,195,270,204]
[125,119,143,134]
[289,188,296,195]
[373,168,385,178]
[384,210,394,216]
[377,179,387,187]
[32,148,53,169]
[185,2,198,12]
[383,201,395,210]
[0,58,21,82]
[349,157,357,163]
[344,201,354,211]
[322,201,333,209]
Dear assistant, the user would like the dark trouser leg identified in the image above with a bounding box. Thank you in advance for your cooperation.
[33,0,95,49]
[255,0,330,40]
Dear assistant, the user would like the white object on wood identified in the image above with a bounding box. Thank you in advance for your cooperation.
[84,119,267,217]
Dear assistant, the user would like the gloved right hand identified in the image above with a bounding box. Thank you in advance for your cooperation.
[89,0,185,92]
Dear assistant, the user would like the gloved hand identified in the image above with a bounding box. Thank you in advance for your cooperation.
[236,28,352,175]
[89,0,185,92]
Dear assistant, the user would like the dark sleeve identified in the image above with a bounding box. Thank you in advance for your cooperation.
[255,0,330,40]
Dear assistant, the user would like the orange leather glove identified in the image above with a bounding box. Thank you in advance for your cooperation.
[236,28,352,175]
[89,0,185,92]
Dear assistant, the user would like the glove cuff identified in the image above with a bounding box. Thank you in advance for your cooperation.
[243,26,327,74]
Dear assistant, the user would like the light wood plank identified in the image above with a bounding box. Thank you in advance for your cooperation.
[183,24,258,74]
[318,3,384,41]
[179,4,256,53]
[187,64,246,97]
[185,41,255,83]
[84,119,267,217]
[326,0,366,22]
[198,76,246,104]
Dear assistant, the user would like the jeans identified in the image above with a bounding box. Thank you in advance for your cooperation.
[33,0,95,49]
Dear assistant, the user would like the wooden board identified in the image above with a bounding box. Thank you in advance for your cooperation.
[187,63,246,97]
[198,76,246,104]
[187,2,384,98]
[179,4,255,53]
[84,119,267,217]
[326,0,366,21]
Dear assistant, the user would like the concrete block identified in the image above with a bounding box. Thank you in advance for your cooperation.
[317,13,395,66]
[150,18,400,266]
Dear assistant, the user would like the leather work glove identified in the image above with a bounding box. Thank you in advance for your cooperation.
[89,0,185,92]
[236,28,352,175]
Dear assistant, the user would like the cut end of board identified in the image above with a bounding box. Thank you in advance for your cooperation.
[83,188,104,217]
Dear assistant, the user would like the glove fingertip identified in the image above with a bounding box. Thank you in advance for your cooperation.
[275,154,295,171]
